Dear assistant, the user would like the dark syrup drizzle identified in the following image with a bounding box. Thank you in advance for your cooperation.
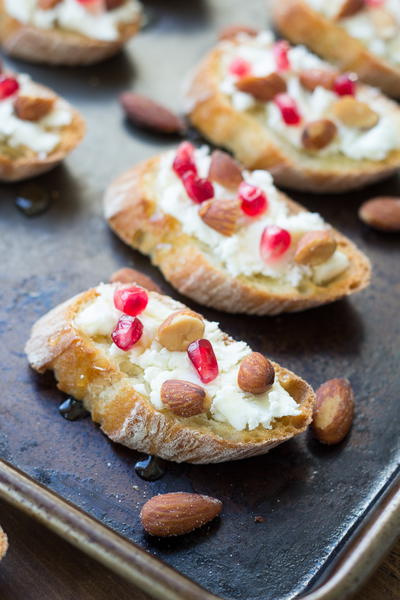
[134,455,166,481]
[59,398,89,421]
[15,184,51,217]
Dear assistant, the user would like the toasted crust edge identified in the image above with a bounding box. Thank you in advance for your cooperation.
[185,43,400,193]
[25,287,315,464]
[104,156,371,315]
[272,0,400,98]
[0,527,8,560]
[0,1,141,66]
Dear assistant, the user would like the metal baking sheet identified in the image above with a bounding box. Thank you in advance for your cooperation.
[0,1,399,599]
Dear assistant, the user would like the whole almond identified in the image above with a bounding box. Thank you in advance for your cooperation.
[158,309,205,351]
[106,0,124,9]
[331,97,379,129]
[335,0,364,20]
[208,150,243,190]
[38,0,62,8]
[14,94,55,121]
[110,267,162,293]
[161,379,210,417]
[295,230,337,266]
[299,68,338,92]
[0,527,8,560]
[236,72,287,102]
[302,119,337,151]
[140,492,222,537]
[199,197,241,236]
[313,378,354,445]
[120,93,185,134]
[359,196,400,232]
[218,24,259,41]
[238,352,275,395]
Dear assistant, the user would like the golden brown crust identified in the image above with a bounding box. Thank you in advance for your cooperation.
[272,0,400,98]
[0,0,141,66]
[25,286,315,464]
[104,155,371,315]
[0,82,85,182]
[0,527,8,560]
[185,42,400,193]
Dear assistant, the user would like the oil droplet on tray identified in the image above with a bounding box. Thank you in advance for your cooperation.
[59,398,89,421]
[135,455,166,481]
[15,184,51,216]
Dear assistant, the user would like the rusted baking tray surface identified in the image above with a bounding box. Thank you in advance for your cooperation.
[0,1,399,599]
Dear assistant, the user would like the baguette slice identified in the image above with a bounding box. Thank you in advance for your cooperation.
[0,77,85,182]
[25,284,315,464]
[185,33,400,193]
[272,0,400,98]
[0,527,8,560]
[104,149,371,315]
[0,0,141,66]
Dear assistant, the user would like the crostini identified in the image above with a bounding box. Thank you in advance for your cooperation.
[25,282,315,463]
[0,0,142,66]
[273,0,400,98]
[0,526,7,560]
[0,69,84,181]
[104,144,371,315]
[185,30,400,192]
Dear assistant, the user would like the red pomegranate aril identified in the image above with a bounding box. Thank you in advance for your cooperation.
[173,141,197,179]
[274,94,301,126]
[229,57,251,78]
[0,77,19,100]
[77,0,104,12]
[112,315,143,351]
[114,286,148,316]
[364,0,384,6]
[260,225,291,261]
[187,339,219,384]
[183,172,214,204]
[333,73,357,96]
[273,40,291,71]
[238,181,268,217]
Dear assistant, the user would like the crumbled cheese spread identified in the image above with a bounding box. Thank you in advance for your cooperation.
[74,283,301,431]
[305,0,400,67]
[219,33,400,160]
[5,0,140,42]
[0,74,73,155]
[156,146,349,288]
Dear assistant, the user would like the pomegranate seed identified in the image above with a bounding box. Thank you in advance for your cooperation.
[364,0,384,6]
[112,315,143,351]
[229,57,251,78]
[238,181,268,216]
[76,0,104,13]
[333,73,357,96]
[182,172,214,204]
[274,93,302,126]
[187,339,219,383]
[260,225,291,261]
[114,286,148,316]
[0,77,19,101]
[273,40,291,71]
[173,141,197,179]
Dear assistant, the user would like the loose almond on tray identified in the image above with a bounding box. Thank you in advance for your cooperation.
[0,67,85,181]
[25,282,315,463]
[104,143,371,315]
[185,30,400,192]
[0,0,142,66]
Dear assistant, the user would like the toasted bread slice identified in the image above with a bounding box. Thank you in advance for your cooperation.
[104,147,370,315]
[0,527,8,560]
[185,32,400,193]
[25,283,315,463]
[0,0,141,66]
[0,74,85,182]
[272,0,400,98]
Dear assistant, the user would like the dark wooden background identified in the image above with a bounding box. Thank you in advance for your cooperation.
[0,499,398,599]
